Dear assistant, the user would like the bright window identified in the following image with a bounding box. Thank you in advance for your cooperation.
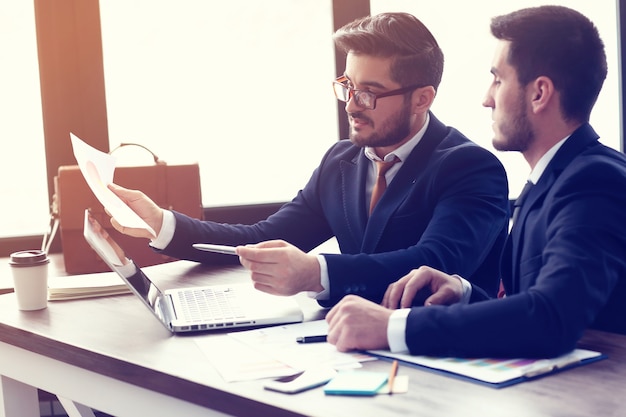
[0,1,47,238]
[99,0,339,207]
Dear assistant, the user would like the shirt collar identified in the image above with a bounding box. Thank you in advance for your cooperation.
[528,134,570,184]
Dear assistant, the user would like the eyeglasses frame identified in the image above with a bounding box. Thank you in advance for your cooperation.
[332,75,426,110]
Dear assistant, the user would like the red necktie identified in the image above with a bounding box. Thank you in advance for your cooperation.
[369,158,399,215]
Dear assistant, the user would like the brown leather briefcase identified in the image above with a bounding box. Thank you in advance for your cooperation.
[47,144,203,274]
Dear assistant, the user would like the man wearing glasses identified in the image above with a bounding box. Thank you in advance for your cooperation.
[109,12,510,307]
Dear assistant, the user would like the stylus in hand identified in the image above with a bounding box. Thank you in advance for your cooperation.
[192,243,238,255]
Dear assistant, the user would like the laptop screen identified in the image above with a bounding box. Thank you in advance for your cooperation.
[83,209,174,328]
[83,208,303,333]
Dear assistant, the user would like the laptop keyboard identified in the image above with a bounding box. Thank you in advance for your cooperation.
[177,287,245,322]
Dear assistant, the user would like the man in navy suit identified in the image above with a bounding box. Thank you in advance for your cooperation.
[108,13,509,306]
[327,5,626,358]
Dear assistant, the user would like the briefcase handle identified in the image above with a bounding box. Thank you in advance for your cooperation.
[43,142,166,254]
[109,142,167,165]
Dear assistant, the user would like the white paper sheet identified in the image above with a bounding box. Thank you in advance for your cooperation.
[195,335,297,382]
[194,320,375,382]
[228,321,373,370]
[70,133,156,237]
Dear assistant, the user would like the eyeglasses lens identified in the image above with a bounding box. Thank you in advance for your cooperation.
[333,82,376,109]
[333,82,350,102]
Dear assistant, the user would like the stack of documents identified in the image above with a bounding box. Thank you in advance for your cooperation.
[48,272,130,300]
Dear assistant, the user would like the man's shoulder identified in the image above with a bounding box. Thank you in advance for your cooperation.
[424,115,494,159]
[567,142,626,179]
[583,141,626,164]
[427,113,483,149]
[436,125,485,151]
[546,142,626,210]
[429,129,503,169]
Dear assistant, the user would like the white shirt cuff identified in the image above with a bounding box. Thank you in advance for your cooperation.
[388,308,411,353]
[455,274,472,304]
[306,255,329,300]
[150,210,175,250]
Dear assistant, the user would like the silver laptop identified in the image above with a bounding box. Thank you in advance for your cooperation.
[83,209,303,333]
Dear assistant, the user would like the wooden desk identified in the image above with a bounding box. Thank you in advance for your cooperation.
[0,260,624,417]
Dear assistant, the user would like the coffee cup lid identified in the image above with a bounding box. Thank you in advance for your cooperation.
[9,250,50,267]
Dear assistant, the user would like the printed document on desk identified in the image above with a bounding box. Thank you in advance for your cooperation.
[367,348,605,388]
[70,133,156,237]
[195,320,374,382]
[196,334,297,382]
[228,320,373,369]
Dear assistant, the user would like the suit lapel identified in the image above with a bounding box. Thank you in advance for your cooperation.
[340,152,369,248]
[508,178,547,293]
[507,123,600,293]
[361,113,447,252]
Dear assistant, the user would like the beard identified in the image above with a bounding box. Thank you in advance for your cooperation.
[492,95,535,153]
[348,103,412,149]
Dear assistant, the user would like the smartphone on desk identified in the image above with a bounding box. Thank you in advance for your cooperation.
[264,367,337,394]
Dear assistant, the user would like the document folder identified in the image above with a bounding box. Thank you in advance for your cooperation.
[367,348,605,388]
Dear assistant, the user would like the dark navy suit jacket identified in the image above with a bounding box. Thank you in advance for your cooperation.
[158,113,510,305]
[404,123,626,358]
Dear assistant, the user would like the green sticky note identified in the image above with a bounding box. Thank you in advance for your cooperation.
[323,371,388,396]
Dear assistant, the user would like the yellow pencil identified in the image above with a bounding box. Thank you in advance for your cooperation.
[388,360,399,395]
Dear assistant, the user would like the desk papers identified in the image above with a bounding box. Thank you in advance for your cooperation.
[196,334,296,382]
[195,320,374,382]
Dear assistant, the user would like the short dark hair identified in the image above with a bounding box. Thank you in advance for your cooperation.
[490,5,607,123]
[333,12,444,91]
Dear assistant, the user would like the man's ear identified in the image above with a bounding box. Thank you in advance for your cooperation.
[529,76,555,114]
[411,86,436,114]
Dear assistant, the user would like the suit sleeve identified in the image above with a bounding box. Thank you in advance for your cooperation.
[151,145,342,264]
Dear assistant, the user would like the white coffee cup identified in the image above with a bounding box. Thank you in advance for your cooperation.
[9,250,50,311]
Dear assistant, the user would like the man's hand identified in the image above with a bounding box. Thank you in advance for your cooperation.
[107,183,164,239]
[236,240,323,296]
[382,266,464,309]
[326,295,392,352]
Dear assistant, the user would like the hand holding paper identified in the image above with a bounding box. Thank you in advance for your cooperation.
[70,133,157,238]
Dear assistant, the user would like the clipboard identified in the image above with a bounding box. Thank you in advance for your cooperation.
[367,348,606,388]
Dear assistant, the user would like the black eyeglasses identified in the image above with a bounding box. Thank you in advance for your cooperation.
[332,75,425,110]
